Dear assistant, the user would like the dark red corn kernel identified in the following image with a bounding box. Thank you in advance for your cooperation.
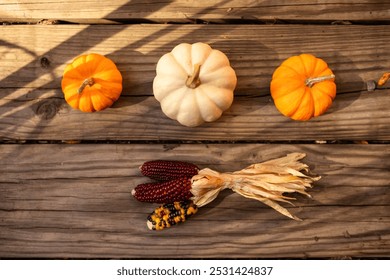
[140,160,199,181]
[132,177,193,203]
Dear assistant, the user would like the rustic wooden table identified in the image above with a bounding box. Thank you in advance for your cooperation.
[0,1,389,258]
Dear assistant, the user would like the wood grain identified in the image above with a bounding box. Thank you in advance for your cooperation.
[1,24,389,95]
[1,1,389,260]
[1,24,389,141]
[1,0,390,23]
[0,92,389,141]
[0,144,389,258]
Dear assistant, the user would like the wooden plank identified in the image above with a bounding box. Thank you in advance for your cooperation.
[1,0,390,23]
[1,24,389,141]
[1,24,389,96]
[1,92,389,141]
[0,144,389,258]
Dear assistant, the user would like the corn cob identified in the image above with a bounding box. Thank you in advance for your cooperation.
[140,160,199,181]
[135,154,321,222]
[147,200,198,230]
[132,176,192,203]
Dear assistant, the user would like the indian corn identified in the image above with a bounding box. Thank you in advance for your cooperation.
[134,153,321,229]
[132,176,192,203]
[147,201,198,230]
[140,160,199,181]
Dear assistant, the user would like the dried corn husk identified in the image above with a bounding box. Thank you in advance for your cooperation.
[190,153,320,220]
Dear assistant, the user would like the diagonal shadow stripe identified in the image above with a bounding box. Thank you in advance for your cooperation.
[0,0,170,98]
[0,0,239,141]
[0,0,170,142]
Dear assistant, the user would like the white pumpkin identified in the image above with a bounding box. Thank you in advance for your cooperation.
[153,42,237,127]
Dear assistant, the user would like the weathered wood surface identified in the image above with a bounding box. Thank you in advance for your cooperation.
[0,144,389,258]
[1,0,390,23]
[1,93,389,141]
[1,25,389,96]
[0,1,389,260]
[1,25,389,141]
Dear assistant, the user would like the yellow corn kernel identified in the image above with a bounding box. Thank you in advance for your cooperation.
[147,201,198,230]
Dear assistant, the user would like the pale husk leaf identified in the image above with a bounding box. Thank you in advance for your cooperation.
[190,153,320,220]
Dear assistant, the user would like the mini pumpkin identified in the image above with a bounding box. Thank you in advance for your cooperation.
[270,54,336,121]
[153,42,237,127]
[61,53,122,112]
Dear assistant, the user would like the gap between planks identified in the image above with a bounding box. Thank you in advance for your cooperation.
[1,0,390,24]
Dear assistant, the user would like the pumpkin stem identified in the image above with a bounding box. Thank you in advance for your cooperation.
[378,72,390,86]
[305,74,335,88]
[78,77,95,94]
[186,64,201,89]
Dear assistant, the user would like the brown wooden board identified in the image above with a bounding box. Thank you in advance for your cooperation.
[1,25,389,96]
[0,144,389,258]
[1,0,390,23]
[1,25,389,141]
[1,93,389,141]
[0,0,389,261]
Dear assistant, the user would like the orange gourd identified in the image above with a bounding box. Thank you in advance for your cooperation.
[378,72,390,86]
[270,54,336,121]
[61,53,122,112]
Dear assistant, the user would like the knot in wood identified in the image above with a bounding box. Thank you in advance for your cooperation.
[40,56,51,68]
[36,100,59,120]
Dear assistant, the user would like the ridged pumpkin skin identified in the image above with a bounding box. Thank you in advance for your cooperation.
[153,42,237,127]
[62,53,122,112]
[270,54,336,121]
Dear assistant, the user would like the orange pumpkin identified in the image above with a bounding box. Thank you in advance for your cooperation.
[270,54,336,121]
[61,53,122,112]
